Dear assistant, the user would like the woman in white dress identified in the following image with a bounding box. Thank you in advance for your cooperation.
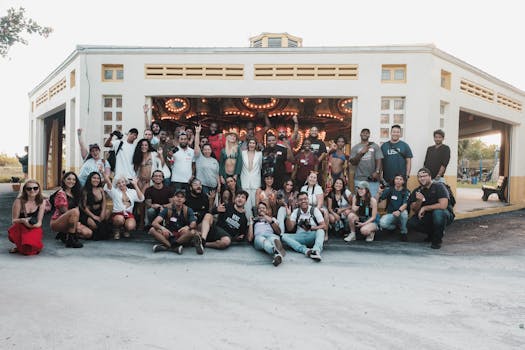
[241,138,262,218]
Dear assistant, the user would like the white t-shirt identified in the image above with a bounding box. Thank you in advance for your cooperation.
[171,147,195,183]
[78,158,110,187]
[300,184,324,206]
[113,140,136,181]
[290,206,324,233]
[104,185,143,213]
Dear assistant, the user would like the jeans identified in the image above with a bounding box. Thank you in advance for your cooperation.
[282,229,324,254]
[253,232,281,255]
[277,206,287,234]
[407,209,454,244]
[146,207,161,226]
[354,180,379,197]
[379,211,408,234]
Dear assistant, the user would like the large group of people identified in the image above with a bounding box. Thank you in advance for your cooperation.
[8,118,455,263]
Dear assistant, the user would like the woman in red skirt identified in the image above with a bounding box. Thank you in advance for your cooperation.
[8,180,46,255]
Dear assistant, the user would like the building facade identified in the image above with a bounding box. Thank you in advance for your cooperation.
[28,34,525,203]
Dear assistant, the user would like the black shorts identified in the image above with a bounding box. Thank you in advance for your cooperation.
[206,225,232,242]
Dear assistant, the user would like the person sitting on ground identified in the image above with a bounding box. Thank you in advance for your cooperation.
[148,189,203,255]
[185,178,216,249]
[79,172,110,240]
[275,179,298,233]
[103,173,144,239]
[220,175,238,206]
[346,181,379,242]
[281,191,326,262]
[247,202,286,266]
[255,173,278,217]
[200,191,250,250]
[8,179,45,255]
[407,168,454,249]
[144,170,174,227]
[376,174,410,242]
[300,171,329,239]
[327,178,352,237]
[51,172,92,248]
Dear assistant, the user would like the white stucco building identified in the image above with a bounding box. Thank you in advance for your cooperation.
[28,33,525,205]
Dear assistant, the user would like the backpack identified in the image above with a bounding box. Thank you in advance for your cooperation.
[165,205,189,228]
[442,183,456,208]
[107,140,123,172]
[290,206,320,232]
[47,189,61,214]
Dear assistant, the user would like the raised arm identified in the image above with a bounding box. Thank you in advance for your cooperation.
[77,129,88,160]
[194,124,202,157]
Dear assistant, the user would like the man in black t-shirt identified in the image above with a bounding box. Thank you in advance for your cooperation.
[407,168,454,249]
[201,191,249,249]
[144,170,174,226]
[424,129,451,182]
[262,134,293,190]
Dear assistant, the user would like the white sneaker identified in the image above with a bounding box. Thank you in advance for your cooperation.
[344,232,356,242]
[365,232,375,242]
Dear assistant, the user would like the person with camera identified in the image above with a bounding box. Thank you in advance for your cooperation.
[375,174,410,241]
[148,189,202,255]
[275,179,298,233]
[327,178,353,237]
[407,168,454,249]
[349,128,383,196]
[8,179,46,255]
[104,128,139,181]
[346,181,379,242]
[281,191,326,261]
[247,202,286,266]
[103,173,144,239]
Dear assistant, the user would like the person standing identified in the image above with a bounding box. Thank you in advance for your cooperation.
[262,133,293,190]
[380,124,413,184]
[349,128,383,196]
[169,131,195,192]
[219,132,242,188]
[292,139,319,190]
[327,135,350,186]
[241,138,262,218]
[194,125,220,195]
[407,168,454,249]
[424,129,451,182]
[207,122,225,160]
[104,128,139,181]
[15,146,29,180]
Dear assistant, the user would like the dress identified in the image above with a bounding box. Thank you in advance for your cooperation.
[241,150,262,217]
[8,202,43,255]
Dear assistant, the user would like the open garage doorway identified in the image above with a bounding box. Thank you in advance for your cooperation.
[149,96,353,151]
[44,109,66,189]
[456,110,511,213]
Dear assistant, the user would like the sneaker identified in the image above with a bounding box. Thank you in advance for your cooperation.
[431,243,442,249]
[171,244,183,255]
[309,250,322,262]
[122,231,131,238]
[400,234,408,242]
[273,238,286,257]
[113,230,120,240]
[193,235,204,255]
[424,236,431,243]
[305,249,312,258]
[152,244,168,253]
[365,232,375,242]
[344,232,356,242]
[272,253,283,266]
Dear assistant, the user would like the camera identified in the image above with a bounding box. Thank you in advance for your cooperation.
[112,130,123,139]
[298,219,312,231]
[28,216,38,225]
[367,175,378,183]
[358,216,368,223]
[379,179,388,189]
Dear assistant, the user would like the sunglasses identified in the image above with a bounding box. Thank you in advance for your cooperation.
[25,186,39,191]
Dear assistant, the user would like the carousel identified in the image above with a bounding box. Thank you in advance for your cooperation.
[151,97,353,149]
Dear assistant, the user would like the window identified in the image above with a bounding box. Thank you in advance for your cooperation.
[102,64,124,82]
[441,70,451,90]
[380,97,406,142]
[103,96,123,140]
[70,70,76,88]
[381,64,406,83]
[268,37,282,48]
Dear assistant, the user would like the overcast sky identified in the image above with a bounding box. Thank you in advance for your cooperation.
[0,0,521,155]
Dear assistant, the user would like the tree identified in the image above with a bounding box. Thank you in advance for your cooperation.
[0,7,52,58]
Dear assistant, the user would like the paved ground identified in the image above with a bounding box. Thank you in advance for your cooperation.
[1,184,524,349]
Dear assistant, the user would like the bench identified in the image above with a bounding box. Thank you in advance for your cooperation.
[482,176,507,202]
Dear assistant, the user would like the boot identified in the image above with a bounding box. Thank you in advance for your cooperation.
[55,232,67,243]
[65,233,83,248]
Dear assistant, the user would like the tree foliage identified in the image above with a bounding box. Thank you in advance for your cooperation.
[458,138,498,162]
[0,7,52,58]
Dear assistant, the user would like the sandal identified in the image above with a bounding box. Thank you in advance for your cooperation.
[9,247,18,254]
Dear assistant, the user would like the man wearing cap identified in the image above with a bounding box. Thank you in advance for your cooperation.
[104,128,139,181]
[77,128,110,186]
[169,131,195,192]
[407,168,454,249]
[148,189,203,254]
[350,128,383,196]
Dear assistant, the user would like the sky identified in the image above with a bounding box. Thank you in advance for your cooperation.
[1,0,522,156]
